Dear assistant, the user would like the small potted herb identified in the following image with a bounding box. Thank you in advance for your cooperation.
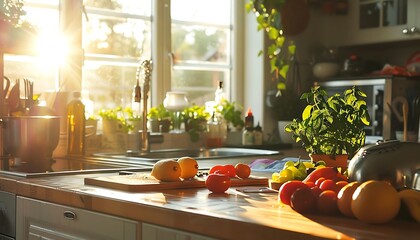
[216,99,245,131]
[285,86,370,168]
[183,104,210,142]
[98,106,134,134]
[147,104,171,133]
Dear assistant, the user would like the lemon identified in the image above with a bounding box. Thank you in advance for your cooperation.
[151,159,181,181]
[351,180,400,224]
[178,157,198,179]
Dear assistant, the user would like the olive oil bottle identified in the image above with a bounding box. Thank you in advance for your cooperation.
[67,92,85,155]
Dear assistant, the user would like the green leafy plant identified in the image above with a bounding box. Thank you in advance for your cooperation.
[245,0,296,92]
[98,106,137,133]
[216,99,245,131]
[182,104,210,142]
[285,86,371,159]
[147,104,171,121]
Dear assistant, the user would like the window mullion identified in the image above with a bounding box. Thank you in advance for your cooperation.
[151,0,171,106]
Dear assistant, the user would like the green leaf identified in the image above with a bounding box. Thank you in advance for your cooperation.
[279,64,289,79]
[302,105,313,120]
[277,82,286,90]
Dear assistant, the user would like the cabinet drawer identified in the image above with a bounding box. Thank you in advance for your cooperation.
[16,196,140,240]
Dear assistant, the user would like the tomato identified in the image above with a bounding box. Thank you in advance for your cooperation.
[305,181,316,188]
[310,186,323,199]
[315,177,326,187]
[335,181,349,193]
[235,163,251,179]
[319,179,336,192]
[223,164,237,177]
[209,165,228,175]
[278,180,309,205]
[290,187,316,213]
[317,190,338,215]
[205,173,231,193]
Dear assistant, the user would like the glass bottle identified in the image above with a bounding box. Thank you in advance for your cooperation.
[245,107,254,129]
[242,127,254,146]
[215,81,225,104]
[254,122,263,145]
[67,92,85,155]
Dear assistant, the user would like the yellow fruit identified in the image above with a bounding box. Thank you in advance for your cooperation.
[178,156,198,179]
[151,159,181,181]
[337,181,360,217]
[351,180,400,224]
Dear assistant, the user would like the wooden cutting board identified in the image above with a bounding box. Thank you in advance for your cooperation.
[84,173,268,192]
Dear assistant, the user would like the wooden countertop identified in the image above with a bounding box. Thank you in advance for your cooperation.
[1,168,419,240]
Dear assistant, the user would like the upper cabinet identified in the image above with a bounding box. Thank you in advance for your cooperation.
[319,0,420,47]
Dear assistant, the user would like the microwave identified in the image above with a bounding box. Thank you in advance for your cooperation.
[317,76,420,143]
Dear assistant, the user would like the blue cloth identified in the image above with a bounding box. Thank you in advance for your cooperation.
[249,157,310,173]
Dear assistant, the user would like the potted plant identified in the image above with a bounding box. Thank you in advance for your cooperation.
[98,106,134,134]
[285,86,371,169]
[147,104,171,133]
[182,104,210,142]
[215,99,244,131]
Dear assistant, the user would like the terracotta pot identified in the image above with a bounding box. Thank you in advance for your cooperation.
[309,154,348,170]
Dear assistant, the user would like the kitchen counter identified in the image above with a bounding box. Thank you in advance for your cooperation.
[1,162,419,240]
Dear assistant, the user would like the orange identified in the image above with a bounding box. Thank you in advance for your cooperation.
[178,157,199,179]
[235,163,251,179]
[351,180,400,224]
[337,181,360,217]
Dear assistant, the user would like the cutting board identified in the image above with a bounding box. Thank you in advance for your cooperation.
[84,173,268,192]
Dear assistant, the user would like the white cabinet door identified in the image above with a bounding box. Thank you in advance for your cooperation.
[16,197,140,240]
[142,223,216,240]
[321,0,420,47]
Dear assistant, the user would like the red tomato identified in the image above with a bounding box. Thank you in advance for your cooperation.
[235,163,251,179]
[290,187,316,213]
[310,186,323,199]
[317,190,338,215]
[205,173,231,193]
[305,181,316,188]
[278,180,309,205]
[335,181,349,193]
[209,165,227,175]
[319,179,336,191]
[223,164,237,177]
[315,177,326,187]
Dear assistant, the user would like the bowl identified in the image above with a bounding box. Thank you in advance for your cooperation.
[313,62,340,79]
[3,116,60,172]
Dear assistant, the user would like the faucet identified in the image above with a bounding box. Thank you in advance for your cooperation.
[134,60,152,153]
[130,59,164,156]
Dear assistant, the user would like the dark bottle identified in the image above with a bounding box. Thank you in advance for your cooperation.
[67,92,86,155]
[245,107,254,129]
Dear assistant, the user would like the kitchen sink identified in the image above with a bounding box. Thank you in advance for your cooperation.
[93,147,280,164]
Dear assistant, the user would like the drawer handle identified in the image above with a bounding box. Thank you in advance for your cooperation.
[63,211,77,220]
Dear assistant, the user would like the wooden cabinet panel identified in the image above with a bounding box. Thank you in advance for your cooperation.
[142,223,216,240]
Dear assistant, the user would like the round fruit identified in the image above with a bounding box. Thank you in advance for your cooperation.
[337,181,360,217]
[317,190,338,215]
[319,179,336,192]
[178,157,199,179]
[335,181,349,193]
[205,173,231,193]
[223,164,237,177]
[151,159,181,181]
[290,187,316,213]
[351,180,400,224]
[278,180,309,205]
[235,163,251,179]
[209,165,227,175]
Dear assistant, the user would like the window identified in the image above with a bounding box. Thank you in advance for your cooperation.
[170,0,232,106]
[8,0,234,115]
